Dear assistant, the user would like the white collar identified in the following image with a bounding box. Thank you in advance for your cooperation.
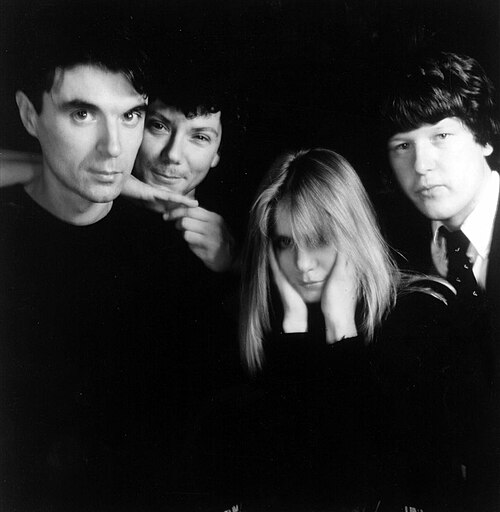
[432,171,499,259]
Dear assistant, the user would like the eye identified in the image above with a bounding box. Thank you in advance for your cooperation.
[146,119,169,133]
[274,236,293,250]
[193,133,211,143]
[123,110,143,127]
[436,132,450,140]
[71,110,94,123]
[392,142,410,152]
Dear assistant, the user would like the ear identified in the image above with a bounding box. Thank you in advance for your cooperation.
[483,143,493,157]
[210,152,220,168]
[15,90,39,138]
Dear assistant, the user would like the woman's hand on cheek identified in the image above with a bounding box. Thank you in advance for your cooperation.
[321,251,358,343]
[269,246,308,333]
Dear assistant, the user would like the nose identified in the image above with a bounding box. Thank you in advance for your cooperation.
[161,131,181,164]
[413,142,434,175]
[97,120,121,158]
[294,247,316,273]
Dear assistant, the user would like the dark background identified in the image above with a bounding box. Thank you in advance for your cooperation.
[1,0,499,205]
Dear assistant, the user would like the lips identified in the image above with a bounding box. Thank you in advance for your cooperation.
[90,169,121,182]
[150,168,183,181]
[299,280,323,287]
[416,184,444,196]
[92,170,120,176]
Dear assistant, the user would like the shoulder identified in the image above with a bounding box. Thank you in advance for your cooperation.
[0,184,30,209]
[0,185,40,232]
[383,278,454,339]
[374,281,454,377]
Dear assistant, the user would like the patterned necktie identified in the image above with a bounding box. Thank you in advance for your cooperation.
[440,226,480,300]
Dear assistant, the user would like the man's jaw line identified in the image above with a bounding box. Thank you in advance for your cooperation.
[26,169,116,226]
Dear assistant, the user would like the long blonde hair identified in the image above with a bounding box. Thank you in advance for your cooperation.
[240,148,400,373]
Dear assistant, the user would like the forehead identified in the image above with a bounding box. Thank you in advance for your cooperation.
[274,203,292,235]
[46,64,146,110]
[148,100,222,130]
[389,117,470,141]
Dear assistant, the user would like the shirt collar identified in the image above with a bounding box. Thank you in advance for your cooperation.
[431,171,499,259]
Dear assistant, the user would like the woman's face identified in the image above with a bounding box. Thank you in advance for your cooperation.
[273,205,337,303]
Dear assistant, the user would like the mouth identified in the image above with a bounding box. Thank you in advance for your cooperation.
[299,280,323,288]
[416,184,444,197]
[90,170,121,183]
[150,168,184,182]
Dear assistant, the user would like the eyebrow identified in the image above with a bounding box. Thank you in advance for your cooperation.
[191,126,220,137]
[147,111,220,136]
[60,99,148,114]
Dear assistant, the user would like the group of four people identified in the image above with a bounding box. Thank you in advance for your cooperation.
[1,6,499,512]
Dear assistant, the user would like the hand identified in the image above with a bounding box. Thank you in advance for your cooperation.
[321,251,358,343]
[121,175,198,212]
[268,246,308,333]
[164,206,235,273]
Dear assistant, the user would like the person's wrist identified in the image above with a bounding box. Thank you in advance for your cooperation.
[282,310,308,333]
[325,317,357,343]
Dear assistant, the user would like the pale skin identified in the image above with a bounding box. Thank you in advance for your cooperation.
[0,153,198,213]
[0,152,231,271]
[271,204,358,342]
[12,65,197,225]
[388,117,493,230]
[134,101,234,272]
[269,245,358,344]
[3,97,233,269]
[16,66,149,225]
[164,206,235,272]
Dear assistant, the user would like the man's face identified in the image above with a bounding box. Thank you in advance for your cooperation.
[31,64,147,204]
[388,117,493,230]
[135,100,222,198]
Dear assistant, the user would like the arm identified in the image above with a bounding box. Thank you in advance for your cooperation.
[0,149,42,186]
[164,206,236,273]
[320,251,358,343]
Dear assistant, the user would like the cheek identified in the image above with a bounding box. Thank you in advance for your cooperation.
[138,136,161,162]
[188,161,211,184]
[394,171,415,196]
[319,251,336,275]
[277,252,294,281]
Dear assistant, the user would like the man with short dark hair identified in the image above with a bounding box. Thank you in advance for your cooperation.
[383,51,500,511]
[130,49,245,274]
[0,6,196,510]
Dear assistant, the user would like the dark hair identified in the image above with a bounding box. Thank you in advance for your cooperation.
[146,33,246,156]
[16,3,149,113]
[382,51,499,145]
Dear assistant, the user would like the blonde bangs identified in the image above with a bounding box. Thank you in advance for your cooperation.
[278,189,336,249]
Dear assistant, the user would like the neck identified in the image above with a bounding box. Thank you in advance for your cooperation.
[25,174,112,226]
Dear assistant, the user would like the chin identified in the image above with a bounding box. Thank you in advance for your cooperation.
[301,292,322,304]
[87,187,122,203]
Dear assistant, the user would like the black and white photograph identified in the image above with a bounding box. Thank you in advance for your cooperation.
[1,1,499,510]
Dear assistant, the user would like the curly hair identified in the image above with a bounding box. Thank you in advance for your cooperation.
[382,51,499,145]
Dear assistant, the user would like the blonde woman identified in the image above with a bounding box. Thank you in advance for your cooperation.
[238,148,457,510]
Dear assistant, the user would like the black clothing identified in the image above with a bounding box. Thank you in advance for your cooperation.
[374,283,465,512]
[0,186,242,511]
[0,186,160,510]
[382,187,500,511]
[230,285,464,512]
